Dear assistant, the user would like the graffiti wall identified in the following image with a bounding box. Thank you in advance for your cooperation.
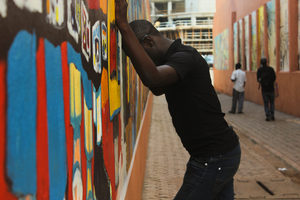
[0,0,150,199]
[214,29,229,70]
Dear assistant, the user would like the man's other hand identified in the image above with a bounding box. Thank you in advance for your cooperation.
[115,0,128,29]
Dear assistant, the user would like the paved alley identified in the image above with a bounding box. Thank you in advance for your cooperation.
[142,94,300,199]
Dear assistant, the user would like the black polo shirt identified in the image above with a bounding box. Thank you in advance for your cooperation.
[163,39,239,157]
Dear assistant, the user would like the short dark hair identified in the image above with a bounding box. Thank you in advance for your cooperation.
[129,20,161,41]
[235,63,241,69]
[260,57,267,67]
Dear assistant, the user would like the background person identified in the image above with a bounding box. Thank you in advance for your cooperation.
[229,63,246,114]
[257,58,276,121]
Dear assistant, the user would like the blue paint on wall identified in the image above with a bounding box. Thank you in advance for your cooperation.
[67,43,93,110]
[6,30,37,196]
[44,40,67,200]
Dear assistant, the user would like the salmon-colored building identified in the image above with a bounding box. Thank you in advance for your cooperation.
[213,0,300,117]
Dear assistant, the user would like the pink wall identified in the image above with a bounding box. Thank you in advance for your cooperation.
[214,0,300,117]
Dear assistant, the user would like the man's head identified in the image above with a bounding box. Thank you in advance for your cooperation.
[129,20,167,65]
[260,57,267,67]
[235,63,241,70]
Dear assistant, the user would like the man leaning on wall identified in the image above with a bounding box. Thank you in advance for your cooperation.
[115,0,241,199]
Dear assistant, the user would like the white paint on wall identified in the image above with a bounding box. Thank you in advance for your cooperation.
[0,0,7,18]
[13,0,42,13]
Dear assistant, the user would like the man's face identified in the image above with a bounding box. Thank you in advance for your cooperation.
[141,35,163,65]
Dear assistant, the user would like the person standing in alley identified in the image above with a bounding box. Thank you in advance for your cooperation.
[115,0,241,199]
[257,58,276,121]
[229,63,246,114]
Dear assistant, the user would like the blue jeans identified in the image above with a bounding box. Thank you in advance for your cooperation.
[230,89,244,113]
[174,144,241,200]
[262,92,275,118]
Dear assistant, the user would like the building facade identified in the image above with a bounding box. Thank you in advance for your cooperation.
[151,0,216,64]
[213,0,300,117]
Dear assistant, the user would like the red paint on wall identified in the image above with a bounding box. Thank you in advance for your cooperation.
[88,0,100,9]
[0,60,17,199]
[101,68,116,199]
[36,38,50,200]
[61,42,74,200]
[81,89,87,200]
[110,28,117,78]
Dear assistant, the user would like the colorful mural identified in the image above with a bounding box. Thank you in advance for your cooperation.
[214,29,229,70]
[233,22,238,65]
[0,0,150,200]
[238,19,243,65]
[245,15,250,71]
[280,0,289,71]
[267,0,277,70]
[251,11,258,71]
[258,6,265,60]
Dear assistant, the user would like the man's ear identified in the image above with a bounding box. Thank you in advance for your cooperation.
[142,35,154,47]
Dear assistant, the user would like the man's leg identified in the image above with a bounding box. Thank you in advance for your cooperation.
[213,144,241,199]
[174,145,241,200]
[237,92,244,113]
[269,92,275,120]
[174,157,215,200]
[262,92,271,120]
[230,89,238,113]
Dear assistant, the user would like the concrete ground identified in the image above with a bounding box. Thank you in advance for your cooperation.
[142,94,300,200]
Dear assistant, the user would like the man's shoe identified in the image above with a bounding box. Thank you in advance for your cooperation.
[271,116,275,121]
[266,117,271,121]
[228,111,235,114]
[237,111,243,114]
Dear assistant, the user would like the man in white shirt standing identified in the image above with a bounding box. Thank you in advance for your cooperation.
[229,63,246,114]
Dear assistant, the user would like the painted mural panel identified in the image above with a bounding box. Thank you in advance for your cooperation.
[258,6,265,60]
[267,0,277,70]
[0,0,150,199]
[233,22,238,65]
[238,19,243,65]
[251,11,257,71]
[245,15,250,71]
[214,29,229,70]
[280,0,289,71]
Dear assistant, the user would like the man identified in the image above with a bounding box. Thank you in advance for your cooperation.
[229,63,246,114]
[115,0,241,199]
[257,58,276,121]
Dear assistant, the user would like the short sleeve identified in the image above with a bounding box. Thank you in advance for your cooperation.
[231,71,236,80]
[165,51,196,80]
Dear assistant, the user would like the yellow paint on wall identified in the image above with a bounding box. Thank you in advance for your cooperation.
[70,63,82,120]
[87,168,92,196]
[107,0,121,118]
[84,98,93,153]
[56,6,59,23]
[258,6,265,58]
[127,57,130,103]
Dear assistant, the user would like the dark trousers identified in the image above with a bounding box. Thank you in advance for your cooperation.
[174,144,241,200]
[230,89,244,113]
[262,91,275,118]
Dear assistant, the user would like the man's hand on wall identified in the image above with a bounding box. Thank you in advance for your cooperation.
[115,0,128,29]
